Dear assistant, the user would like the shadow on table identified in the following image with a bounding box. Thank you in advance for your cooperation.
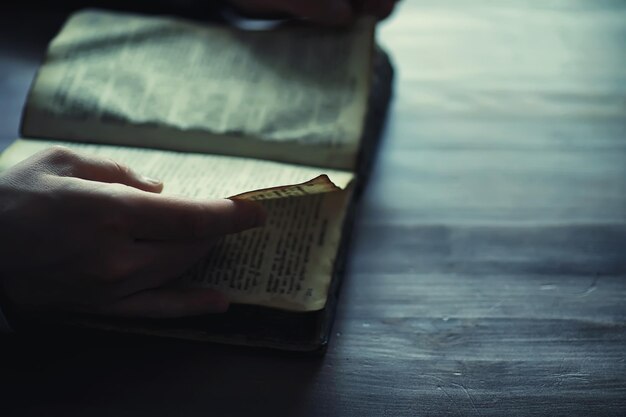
[0,330,324,416]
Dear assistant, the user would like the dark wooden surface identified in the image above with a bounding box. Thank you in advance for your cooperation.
[1,1,625,415]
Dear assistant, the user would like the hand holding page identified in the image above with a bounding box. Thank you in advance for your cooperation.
[1,138,353,312]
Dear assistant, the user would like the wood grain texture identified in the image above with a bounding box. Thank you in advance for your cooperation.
[1,0,625,416]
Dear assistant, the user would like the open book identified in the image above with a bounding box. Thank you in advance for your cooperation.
[0,9,393,351]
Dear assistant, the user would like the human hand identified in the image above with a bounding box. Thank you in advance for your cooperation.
[0,146,265,319]
[227,0,397,26]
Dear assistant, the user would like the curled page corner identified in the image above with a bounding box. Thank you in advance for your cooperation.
[229,174,349,201]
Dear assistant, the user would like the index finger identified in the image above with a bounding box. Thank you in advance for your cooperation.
[119,191,266,240]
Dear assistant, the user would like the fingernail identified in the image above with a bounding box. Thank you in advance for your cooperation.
[142,176,162,185]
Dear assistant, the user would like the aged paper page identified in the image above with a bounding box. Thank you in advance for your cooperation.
[0,139,353,197]
[230,175,341,201]
[185,190,351,311]
[22,10,374,170]
[0,139,353,311]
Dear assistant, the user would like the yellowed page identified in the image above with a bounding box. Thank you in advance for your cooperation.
[230,175,341,201]
[22,9,374,170]
[185,189,351,311]
[0,139,353,311]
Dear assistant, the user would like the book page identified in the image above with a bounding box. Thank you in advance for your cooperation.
[0,139,353,198]
[0,139,353,311]
[22,9,374,170]
[184,189,351,311]
[230,175,342,201]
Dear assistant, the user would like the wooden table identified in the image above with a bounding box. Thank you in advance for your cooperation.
[1,1,625,415]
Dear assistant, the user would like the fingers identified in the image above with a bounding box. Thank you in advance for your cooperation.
[287,0,354,26]
[104,288,229,318]
[374,0,397,20]
[30,147,267,240]
[113,239,216,295]
[355,0,396,16]
[74,155,163,193]
[228,0,352,24]
[229,0,396,25]
[285,0,396,25]
[34,146,163,193]
[124,195,266,240]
